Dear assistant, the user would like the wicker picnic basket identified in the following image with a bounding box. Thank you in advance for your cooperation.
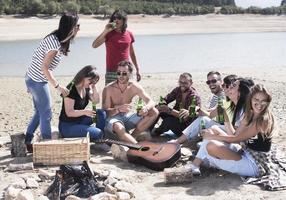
[33,134,90,166]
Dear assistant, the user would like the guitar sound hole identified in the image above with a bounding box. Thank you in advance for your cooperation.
[140,147,150,151]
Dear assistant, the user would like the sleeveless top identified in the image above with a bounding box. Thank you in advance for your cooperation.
[245,133,272,152]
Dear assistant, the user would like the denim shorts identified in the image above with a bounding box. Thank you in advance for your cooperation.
[106,112,142,133]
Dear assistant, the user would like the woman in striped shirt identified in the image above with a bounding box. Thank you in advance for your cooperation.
[25,13,79,152]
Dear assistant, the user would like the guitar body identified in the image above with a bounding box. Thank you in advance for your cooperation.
[126,141,181,171]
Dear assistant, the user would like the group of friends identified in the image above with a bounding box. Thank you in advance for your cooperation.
[24,11,286,190]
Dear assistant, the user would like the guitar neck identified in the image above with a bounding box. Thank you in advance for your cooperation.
[96,139,141,150]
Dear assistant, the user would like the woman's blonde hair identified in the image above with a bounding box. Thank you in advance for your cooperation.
[244,84,274,138]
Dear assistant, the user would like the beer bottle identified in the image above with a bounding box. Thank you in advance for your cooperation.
[179,102,183,123]
[92,102,97,124]
[189,96,196,118]
[158,96,166,106]
[217,97,224,125]
[110,22,116,29]
[198,119,206,137]
[136,98,144,115]
[200,119,206,130]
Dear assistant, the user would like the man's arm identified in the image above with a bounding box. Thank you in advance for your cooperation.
[102,87,119,117]
[136,84,155,113]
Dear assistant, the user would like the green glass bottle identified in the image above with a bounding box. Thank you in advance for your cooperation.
[158,96,166,106]
[217,97,224,125]
[189,96,196,118]
[111,22,116,29]
[67,80,75,91]
[92,102,97,124]
[179,102,183,123]
[136,98,144,115]
[200,119,206,130]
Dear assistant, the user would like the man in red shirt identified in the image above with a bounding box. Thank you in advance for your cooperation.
[92,10,141,85]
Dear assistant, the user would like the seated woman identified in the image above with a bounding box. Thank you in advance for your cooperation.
[58,65,105,141]
[186,84,286,190]
[170,76,254,144]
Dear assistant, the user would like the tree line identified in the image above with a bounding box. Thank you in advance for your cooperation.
[0,0,285,16]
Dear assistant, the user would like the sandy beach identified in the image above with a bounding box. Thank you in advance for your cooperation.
[1,14,286,41]
[0,14,286,199]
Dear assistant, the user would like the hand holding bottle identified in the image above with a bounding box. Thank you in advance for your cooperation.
[83,109,96,117]
[179,109,189,121]
[57,85,69,97]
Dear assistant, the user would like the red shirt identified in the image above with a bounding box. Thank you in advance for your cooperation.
[105,30,135,72]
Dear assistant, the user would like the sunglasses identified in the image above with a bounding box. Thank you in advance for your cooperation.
[179,81,189,85]
[252,98,269,106]
[222,83,231,89]
[74,24,80,30]
[206,79,218,85]
[112,16,123,21]
[117,71,128,76]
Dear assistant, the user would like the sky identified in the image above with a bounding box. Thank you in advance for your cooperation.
[235,0,281,8]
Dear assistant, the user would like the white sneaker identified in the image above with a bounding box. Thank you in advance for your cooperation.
[185,163,201,175]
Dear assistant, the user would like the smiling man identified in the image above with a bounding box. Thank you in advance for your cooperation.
[206,71,225,109]
[152,73,201,137]
[102,60,158,144]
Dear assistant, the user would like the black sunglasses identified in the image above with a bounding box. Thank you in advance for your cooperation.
[222,83,231,89]
[117,71,128,76]
[206,79,218,85]
[112,15,123,20]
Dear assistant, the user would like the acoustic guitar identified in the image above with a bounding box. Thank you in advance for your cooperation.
[95,139,181,171]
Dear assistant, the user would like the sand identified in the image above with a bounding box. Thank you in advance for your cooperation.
[0,14,286,199]
[1,14,286,41]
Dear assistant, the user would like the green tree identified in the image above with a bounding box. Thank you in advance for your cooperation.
[62,0,80,13]
[43,1,61,15]
[23,0,45,15]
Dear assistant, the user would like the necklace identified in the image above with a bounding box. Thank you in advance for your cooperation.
[117,82,128,94]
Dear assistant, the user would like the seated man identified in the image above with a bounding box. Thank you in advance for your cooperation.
[152,73,201,137]
[102,60,159,144]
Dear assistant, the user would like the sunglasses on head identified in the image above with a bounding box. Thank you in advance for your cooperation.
[206,79,218,85]
[117,71,128,76]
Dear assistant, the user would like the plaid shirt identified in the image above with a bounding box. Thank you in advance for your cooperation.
[164,86,201,111]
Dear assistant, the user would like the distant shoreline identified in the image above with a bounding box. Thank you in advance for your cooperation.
[1,14,286,41]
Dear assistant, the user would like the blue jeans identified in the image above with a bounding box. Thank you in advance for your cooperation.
[59,109,106,141]
[196,140,259,177]
[25,75,52,144]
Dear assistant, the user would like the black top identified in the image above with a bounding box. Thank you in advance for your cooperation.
[59,85,90,122]
[246,133,272,152]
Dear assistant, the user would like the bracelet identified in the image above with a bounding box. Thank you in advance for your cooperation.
[55,83,59,88]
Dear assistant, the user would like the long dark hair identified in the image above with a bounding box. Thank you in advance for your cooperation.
[231,78,254,125]
[109,10,127,32]
[73,65,99,86]
[48,13,79,56]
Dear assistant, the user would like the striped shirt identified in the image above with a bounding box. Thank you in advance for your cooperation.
[27,34,62,82]
[208,91,225,109]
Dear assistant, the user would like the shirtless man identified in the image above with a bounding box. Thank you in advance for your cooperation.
[102,60,159,144]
